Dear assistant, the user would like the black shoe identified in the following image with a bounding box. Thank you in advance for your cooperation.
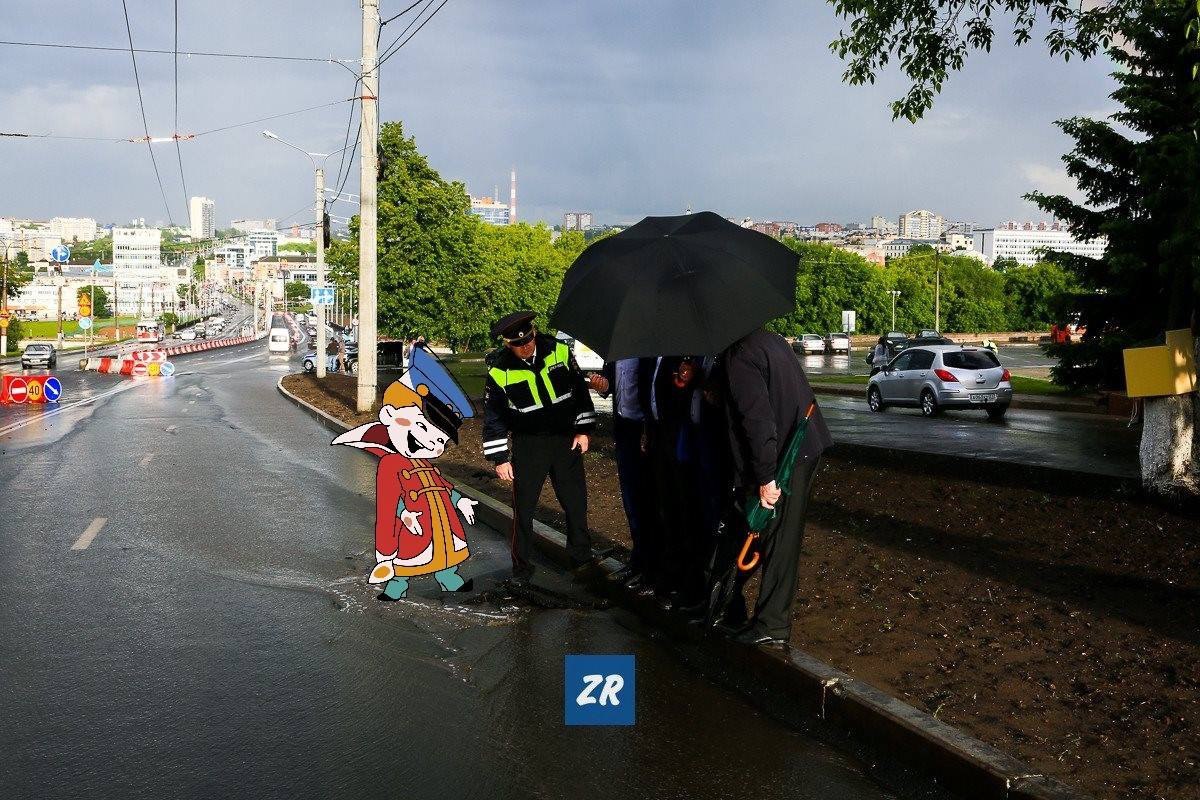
[731,628,789,649]
[608,565,635,584]
[452,578,474,593]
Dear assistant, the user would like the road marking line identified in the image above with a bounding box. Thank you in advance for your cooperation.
[140,452,155,467]
[0,382,136,437]
[165,424,177,433]
[71,517,107,551]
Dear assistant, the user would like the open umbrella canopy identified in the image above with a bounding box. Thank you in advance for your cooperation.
[551,211,797,360]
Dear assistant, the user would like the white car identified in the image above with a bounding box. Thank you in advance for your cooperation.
[826,332,851,353]
[795,334,826,354]
[179,328,197,341]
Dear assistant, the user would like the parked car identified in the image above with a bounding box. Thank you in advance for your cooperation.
[793,334,826,354]
[303,344,360,374]
[179,328,197,341]
[883,331,909,354]
[867,345,1012,420]
[21,343,56,369]
[825,332,851,353]
[908,330,955,347]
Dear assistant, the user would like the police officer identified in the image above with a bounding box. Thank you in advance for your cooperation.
[483,311,598,581]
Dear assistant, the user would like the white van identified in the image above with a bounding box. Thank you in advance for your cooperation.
[555,331,604,371]
[268,327,291,354]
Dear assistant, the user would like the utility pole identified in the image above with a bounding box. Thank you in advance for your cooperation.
[889,290,902,332]
[934,254,941,332]
[357,0,379,412]
[315,165,328,377]
[56,268,64,352]
[1,254,8,358]
[112,281,120,344]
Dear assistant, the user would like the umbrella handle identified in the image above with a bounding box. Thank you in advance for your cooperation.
[736,532,760,572]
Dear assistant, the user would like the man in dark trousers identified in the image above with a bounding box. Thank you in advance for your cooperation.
[592,357,657,588]
[483,311,597,582]
[722,328,833,647]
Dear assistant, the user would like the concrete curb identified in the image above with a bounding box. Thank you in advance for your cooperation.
[810,382,1109,416]
[275,374,1091,800]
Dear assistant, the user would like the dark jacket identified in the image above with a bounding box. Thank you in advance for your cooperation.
[722,329,833,487]
[482,333,597,463]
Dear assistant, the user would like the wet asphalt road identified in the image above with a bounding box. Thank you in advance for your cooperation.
[0,323,894,800]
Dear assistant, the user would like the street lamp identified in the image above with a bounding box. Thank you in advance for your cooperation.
[888,290,902,332]
[261,130,351,379]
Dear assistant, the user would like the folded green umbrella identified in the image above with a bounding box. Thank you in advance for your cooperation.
[745,402,816,533]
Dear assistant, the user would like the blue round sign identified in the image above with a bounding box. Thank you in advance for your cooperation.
[50,244,71,263]
[43,376,62,403]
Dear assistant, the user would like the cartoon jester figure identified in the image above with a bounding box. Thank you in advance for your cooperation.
[332,348,479,600]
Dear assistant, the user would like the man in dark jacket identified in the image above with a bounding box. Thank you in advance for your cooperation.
[483,311,597,581]
[722,328,833,646]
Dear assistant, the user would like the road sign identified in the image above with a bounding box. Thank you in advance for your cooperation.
[43,376,62,402]
[0,318,8,329]
[310,285,334,306]
[131,362,148,377]
[79,316,93,330]
[160,361,176,377]
[8,377,27,403]
[27,380,43,402]
[0,309,9,320]
[50,244,70,263]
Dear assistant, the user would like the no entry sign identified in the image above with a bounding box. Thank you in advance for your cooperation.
[1,374,64,404]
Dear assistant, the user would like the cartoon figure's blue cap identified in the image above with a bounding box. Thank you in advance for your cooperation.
[403,347,476,422]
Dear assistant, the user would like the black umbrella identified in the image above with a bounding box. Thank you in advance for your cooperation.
[551,212,797,359]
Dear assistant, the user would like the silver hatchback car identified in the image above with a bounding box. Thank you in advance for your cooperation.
[867,345,1013,420]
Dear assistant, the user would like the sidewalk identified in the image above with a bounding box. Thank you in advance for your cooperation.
[275,370,1200,800]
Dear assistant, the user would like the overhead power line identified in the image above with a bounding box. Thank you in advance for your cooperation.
[380,0,425,27]
[0,131,126,141]
[379,0,450,67]
[192,98,354,137]
[0,39,356,64]
[120,0,175,225]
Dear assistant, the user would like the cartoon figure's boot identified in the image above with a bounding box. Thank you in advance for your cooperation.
[434,567,473,593]
[379,577,409,601]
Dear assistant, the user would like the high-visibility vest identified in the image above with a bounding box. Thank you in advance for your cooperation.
[488,342,575,413]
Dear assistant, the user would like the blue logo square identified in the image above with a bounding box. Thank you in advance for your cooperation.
[564,655,635,726]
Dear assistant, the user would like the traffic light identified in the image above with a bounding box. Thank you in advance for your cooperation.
[78,292,92,318]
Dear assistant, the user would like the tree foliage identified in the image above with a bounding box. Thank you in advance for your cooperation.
[68,236,113,264]
[829,0,1144,121]
[280,242,315,254]
[1027,0,1200,388]
[329,121,602,352]
[3,251,34,299]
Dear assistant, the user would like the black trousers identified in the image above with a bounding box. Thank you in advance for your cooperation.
[510,432,591,577]
[613,417,655,577]
[749,454,822,637]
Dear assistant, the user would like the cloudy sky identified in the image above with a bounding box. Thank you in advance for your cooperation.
[1,0,1116,230]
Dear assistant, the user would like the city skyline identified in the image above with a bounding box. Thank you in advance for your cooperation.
[1,0,1111,229]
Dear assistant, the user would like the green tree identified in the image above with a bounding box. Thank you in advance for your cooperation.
[280,241,316,254]
[284,280,311,303]
[159,311,179,330]
[992,257,1022,273]
[1023,0,1200,495]
[77,285,111,318]
[776,241,891,335]
[1002,262,1078,330]
[3,318,24,354]
[192,258,205,281]
[829,0,1151,121]
[4,251,34,299]
[69,236,113,264]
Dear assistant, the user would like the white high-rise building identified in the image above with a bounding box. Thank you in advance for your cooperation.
[189,197,215,240]
[563,212,593,231]
[870,215,898,234]
[246,229,278,261]
[973,225,1107,266]
[49,217,98,242]
[898,209,945,239]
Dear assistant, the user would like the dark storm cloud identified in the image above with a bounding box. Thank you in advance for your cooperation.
[1,0,1114,227]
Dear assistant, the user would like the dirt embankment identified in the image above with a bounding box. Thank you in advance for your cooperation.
[283,371,1199,800]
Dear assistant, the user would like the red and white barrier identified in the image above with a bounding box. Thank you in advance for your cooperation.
[80,357,175,377]
[79,334,257,373]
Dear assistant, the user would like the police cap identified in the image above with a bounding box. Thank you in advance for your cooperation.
[490,310,537,343]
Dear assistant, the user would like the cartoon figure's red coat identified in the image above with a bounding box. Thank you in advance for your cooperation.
[375,452,469,576]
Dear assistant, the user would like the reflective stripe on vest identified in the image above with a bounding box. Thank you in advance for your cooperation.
[489,342,573,413]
